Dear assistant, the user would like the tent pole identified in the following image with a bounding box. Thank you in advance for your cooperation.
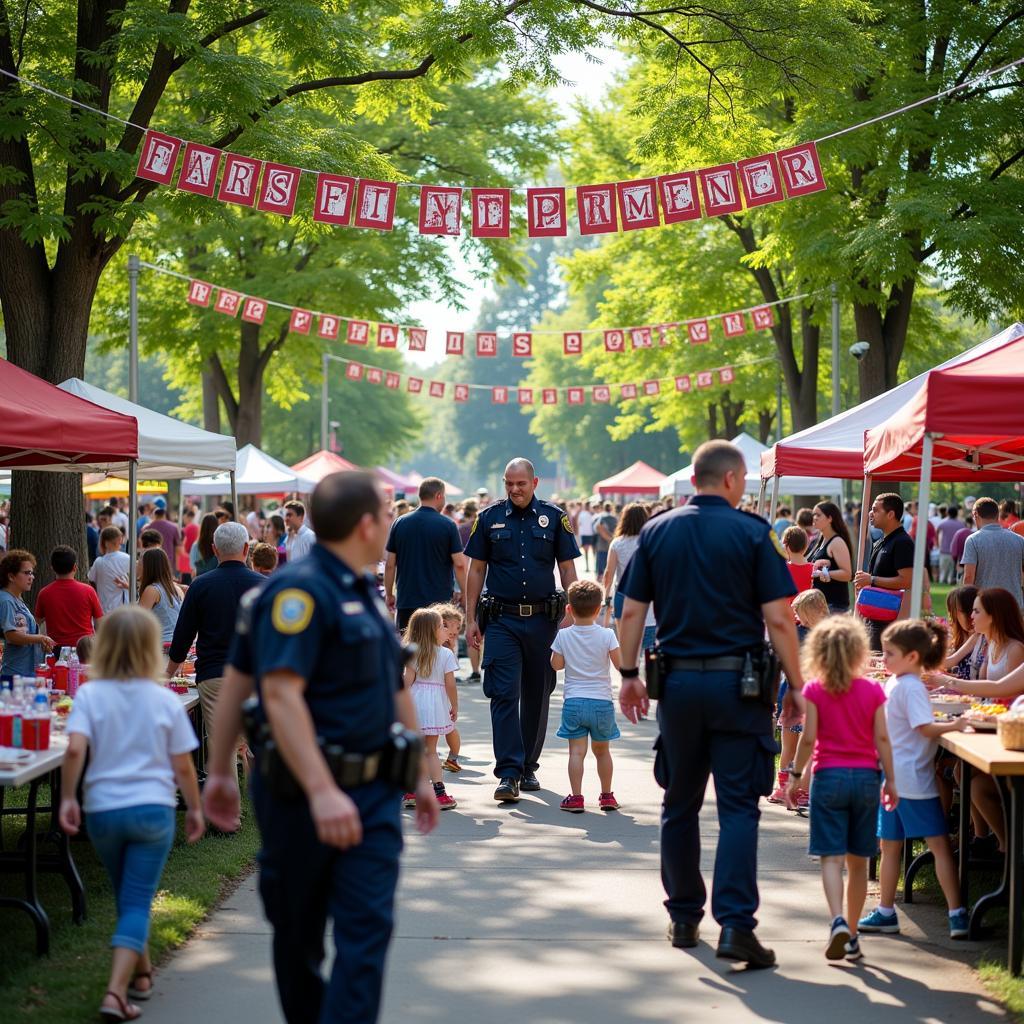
[856,474,871,572]
[128,461,138,603]
[910,435,934,620]
[768,476,780,525]
[230,470,238,521]
[756,479,768,518]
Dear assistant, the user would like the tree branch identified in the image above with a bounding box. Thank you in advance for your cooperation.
[951,8,1024,90]
[168,7,269,73]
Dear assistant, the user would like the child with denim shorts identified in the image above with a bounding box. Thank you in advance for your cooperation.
[787,616,896,961]
[858,619,971,940]
[550,580,622,813]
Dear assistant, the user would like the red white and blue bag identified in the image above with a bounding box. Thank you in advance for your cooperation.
[856,586,904,622]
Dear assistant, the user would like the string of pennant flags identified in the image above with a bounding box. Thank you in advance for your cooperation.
[1,54,1020,239]
[154,262,807,355]
[323,352,778,405]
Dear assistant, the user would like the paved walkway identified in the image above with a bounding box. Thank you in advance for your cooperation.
[143,669,1008,1023]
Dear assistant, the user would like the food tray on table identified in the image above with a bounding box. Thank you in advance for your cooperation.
[962,703,1007,731]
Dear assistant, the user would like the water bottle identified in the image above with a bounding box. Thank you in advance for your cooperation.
[29,690,51,750]
[0,681,12,746]
[67,651,80,697]
[10,677,24,748]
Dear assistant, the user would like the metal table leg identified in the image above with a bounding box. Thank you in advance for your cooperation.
[958,759,972,909]
[969,774,1012,942]
[1007,776,1023,976]
[0,778,51,955]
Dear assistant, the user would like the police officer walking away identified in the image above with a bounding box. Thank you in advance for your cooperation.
[465,458,580,802]
[219,471,440,1024]
[617,440,804,968]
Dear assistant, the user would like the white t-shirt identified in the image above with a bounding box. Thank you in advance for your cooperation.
[577,510,595,536]
[413,645,459,684]
[551,623,619,701]
[286,524,316,562]
[87,550,131,614]
[66,679,198,813]
[883,673,938,799]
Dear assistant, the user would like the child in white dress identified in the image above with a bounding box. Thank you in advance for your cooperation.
[402,608,458,810]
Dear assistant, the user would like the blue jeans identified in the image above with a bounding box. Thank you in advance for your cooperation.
[88,804,176,953]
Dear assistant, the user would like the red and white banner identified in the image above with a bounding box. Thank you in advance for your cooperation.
[214,289,241,316]
[318,315,340,340]
[347,320,369,345]
[492,386,509,404]
[446,331,465,355]
[241,297,267,324]
[518,388,534,405]
[563,332,583,355]
[135,128,828,237]
[512,332,532,357]
[476,332,498,357]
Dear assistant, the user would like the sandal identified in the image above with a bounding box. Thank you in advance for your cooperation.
[99,991,141,1021]
[128,972,153,1001]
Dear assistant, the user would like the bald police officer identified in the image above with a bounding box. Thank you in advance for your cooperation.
[465,458,580,801]
[207,471,439,1024]
[617,441,804,968]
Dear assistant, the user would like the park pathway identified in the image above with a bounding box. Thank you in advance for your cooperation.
[142,666,1008,1023]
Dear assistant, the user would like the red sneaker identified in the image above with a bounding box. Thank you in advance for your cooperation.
[402,793,416,809]
[767,770,790,805]
[436,791,457,810]
[598,792,620,811]
[560,794,585,813]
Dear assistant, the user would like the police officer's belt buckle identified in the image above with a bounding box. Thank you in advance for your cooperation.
[348,751,380,785]
[518,603,533,617]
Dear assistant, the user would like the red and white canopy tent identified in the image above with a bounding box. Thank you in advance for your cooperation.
[292,449,361,483]
[595,460,667,499]
[864,331,1024,617]
[758,323,1024,563]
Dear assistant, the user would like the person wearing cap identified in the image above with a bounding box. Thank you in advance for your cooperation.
[148,498,183,573]
[476,487,490,508]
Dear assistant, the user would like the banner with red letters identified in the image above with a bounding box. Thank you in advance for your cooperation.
[135,125,827,238]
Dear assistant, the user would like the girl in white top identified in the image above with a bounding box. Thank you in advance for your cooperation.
[402,608,459,811]
[60,606,203,1022]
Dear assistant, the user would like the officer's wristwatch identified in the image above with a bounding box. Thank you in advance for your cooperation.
[620,666,640,679]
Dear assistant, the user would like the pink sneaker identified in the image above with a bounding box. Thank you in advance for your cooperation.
[402,793,416,809]
[436,792,458,810]
[598,792,620,811]
[560,794,585,813]
[767,770,790,805]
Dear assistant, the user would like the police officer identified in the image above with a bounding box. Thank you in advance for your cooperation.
[465,458,580,801]
[616,440,803,968]
[209,471,439,1024]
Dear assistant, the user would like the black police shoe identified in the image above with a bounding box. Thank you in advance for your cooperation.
[716,927,776,969]
[667,922,700,948]
[494,777,520,802]
[519,771,541,791]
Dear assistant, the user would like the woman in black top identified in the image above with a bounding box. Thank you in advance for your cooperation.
[808,501,853,611]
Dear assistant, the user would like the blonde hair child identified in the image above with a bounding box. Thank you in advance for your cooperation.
[402,608,459,810]
[431,603,465,772]
[786,616,896,962]
[59,607,203,1019]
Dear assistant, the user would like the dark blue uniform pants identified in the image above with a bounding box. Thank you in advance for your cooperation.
[252,776,403,1024]
[654,670,777,932]
[482,613,558,779]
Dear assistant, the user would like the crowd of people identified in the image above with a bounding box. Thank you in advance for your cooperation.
[2,460,1023,1021]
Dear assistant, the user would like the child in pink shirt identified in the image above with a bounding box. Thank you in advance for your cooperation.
[787,616,897,963]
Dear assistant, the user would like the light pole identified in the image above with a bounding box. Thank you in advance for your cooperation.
[320,351,329,452]
[128,254,140,403]
[831,282,840,418]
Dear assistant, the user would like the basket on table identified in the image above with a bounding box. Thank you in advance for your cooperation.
[997,712,1024,752]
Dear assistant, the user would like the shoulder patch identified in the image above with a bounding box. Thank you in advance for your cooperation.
[271,588,315,635]
[561,514,573,534]
[768,530,788,560]
[470,517,478,536]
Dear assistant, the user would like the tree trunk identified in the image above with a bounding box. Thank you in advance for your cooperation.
[720,393,745,437]
[202,364,222,433]
[758,408,774,444]
[3,261,105,594]
[234,321,265,448]
[853,279,916,402]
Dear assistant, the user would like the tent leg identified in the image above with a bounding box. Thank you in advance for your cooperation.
[128,462,138,603]
[768,476,780,525]
[856,475,872,572]
[756,479,768,518]
[910,435,934,620]
[230,470,238,521]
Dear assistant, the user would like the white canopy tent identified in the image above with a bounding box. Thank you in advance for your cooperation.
[660,433,842,499]
[59,377,238,599]
[183,443,317,495]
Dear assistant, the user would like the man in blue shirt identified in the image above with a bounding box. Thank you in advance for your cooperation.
[465,458,580,801]
[617,440,803,968]
[383,477,466,632]
[166,521,264,749]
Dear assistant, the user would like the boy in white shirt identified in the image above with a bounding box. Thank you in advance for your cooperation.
[88,525,131,615]
[550,580,622,813]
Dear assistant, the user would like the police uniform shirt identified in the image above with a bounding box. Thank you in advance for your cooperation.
[463,497,580,602]
[231,543,401,753]
[619,496,796,657]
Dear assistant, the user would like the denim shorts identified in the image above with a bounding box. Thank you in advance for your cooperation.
[809,767,881,858]
[557,697,621,741]
[878,796,947,841]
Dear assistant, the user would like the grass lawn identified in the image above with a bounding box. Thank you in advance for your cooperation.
[0,780,259,1022]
